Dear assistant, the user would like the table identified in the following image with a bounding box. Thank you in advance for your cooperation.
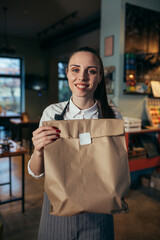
[10,118,39,153]
[10,118,39,140]
[0,111,21,138]
[0,111,20,124]
[0,140,26,212]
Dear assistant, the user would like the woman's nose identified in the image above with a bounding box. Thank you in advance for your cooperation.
[78,70,88,81]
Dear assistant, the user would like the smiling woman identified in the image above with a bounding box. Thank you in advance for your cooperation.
[28,46,119,240]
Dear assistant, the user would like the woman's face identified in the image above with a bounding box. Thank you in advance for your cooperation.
[66,51,101,100]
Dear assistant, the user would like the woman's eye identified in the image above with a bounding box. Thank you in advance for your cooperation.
[89,70,97,74]
[72,68,79,73]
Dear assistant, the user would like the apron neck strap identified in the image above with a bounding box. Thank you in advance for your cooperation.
[54,100,102,120]
[54,101,69,120]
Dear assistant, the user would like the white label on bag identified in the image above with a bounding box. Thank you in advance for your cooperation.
[79,132,91,145]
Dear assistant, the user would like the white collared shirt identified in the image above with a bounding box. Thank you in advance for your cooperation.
[39,98,99,124]
[28,98,122,178]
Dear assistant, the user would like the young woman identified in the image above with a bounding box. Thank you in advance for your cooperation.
[28,47,121,240]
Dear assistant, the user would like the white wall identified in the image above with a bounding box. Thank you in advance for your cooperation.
[100,0,160,120]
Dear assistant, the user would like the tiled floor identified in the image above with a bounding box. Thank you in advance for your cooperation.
[0,152,160,240]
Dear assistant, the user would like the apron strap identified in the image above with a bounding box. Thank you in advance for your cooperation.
[54,101,69,120]
[97,104,102,119]
[54,100,102,120]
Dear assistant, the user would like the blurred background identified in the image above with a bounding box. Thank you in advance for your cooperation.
[0,0,160,240]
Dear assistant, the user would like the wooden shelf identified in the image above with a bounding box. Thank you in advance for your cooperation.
[123,90,160,98]
[129,156,160,172]
[123,90,150,96]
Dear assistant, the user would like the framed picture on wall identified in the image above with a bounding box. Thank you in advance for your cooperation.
[105,35,114,56]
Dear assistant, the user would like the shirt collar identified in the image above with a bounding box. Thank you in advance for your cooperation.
[68,98,99,118]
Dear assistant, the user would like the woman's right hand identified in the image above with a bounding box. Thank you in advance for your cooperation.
[32,126,61,156]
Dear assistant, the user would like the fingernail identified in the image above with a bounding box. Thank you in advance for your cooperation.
[56,129,61,133]
[52,126,58,129]
[56,134,60,137]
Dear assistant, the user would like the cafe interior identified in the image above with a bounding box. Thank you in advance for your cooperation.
[0,0,160,239]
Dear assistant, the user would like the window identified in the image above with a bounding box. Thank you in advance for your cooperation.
[58,62,71,102]
[0,56,24,113]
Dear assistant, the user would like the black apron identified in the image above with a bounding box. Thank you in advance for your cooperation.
[38,102,114,240]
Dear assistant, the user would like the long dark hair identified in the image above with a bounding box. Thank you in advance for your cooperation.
[68,46,115,119]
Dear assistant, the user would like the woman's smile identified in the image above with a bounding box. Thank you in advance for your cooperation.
[75,83,89,90]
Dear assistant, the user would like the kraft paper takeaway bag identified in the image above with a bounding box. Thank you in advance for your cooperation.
[43,119,131,216]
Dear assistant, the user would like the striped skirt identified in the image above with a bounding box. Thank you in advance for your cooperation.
[38,192,114,240]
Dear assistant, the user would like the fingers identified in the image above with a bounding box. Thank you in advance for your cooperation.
[33,126,59,136]
[32,126,61,151]
[33,127,60,139]
[33,139,53,152]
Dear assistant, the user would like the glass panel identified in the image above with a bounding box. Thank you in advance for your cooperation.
[0,57,20,75]
[58,62,67,79]
[0,77,21,113]
[58,80,72,102]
